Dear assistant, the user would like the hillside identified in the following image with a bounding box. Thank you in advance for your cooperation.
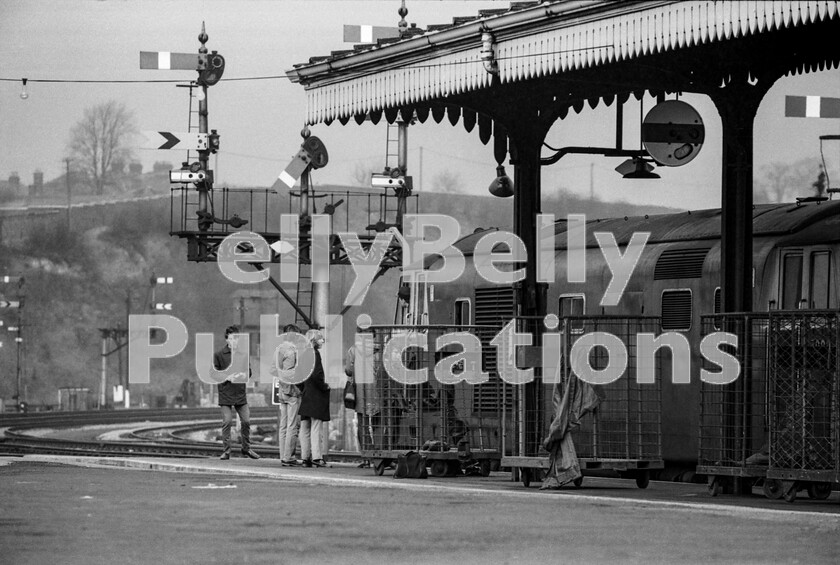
[0,183,679,408]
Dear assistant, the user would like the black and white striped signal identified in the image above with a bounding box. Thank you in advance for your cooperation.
[271,136,329,191]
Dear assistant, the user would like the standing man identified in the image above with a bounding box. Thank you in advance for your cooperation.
[298,329,330,467]
[275,324,303,466]
[215,324,260,460]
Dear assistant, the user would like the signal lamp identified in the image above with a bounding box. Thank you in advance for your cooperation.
[208,130,220,153]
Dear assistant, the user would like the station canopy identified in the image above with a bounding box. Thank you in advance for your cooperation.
[287,0,840,126]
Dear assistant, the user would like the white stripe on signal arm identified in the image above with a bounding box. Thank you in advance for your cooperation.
[278,170,296,188]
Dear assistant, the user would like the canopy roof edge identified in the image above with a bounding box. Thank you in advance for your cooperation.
[287,0,839,124]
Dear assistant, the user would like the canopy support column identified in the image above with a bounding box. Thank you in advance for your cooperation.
[511,127,548,460]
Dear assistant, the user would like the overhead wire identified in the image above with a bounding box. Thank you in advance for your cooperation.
[0,44,613,86]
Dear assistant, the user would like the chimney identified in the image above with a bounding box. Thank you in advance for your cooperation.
[9,172,20,191]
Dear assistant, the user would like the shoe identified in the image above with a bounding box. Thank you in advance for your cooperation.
[219,452,230,460]
[303,458,312,468]
[242,450,261,460]
[311,459,327,467]
[280,459,299,467]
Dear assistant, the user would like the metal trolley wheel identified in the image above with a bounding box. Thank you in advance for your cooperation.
[707,476,722,497]
[373,459,390,476]
[783,481,798,503]
[807,482,832,501]
[762,479,784,500]
[573,476,583,488]
[635,472,650,489]
[429,460,448,478]
[521,468,530,487]
[479,460,492,477]
[521,468,542,487]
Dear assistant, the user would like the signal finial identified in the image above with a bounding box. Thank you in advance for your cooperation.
[198,22,208,53]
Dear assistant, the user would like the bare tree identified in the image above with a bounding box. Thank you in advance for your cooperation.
[754,158,820,203]
[432,170,463,193]
[67,101,137,195]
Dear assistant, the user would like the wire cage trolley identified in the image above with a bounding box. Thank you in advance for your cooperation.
[354,324,504,477]
[502,316,663,489]
[766,310,840,502]
[699,310,840,501]
[698,312,773,496]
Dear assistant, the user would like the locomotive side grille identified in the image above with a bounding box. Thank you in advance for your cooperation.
[661,289,693,330]
[473,287,515,415]
[654,247,710,280]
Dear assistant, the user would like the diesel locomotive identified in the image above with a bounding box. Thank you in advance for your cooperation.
[415,199,840,469]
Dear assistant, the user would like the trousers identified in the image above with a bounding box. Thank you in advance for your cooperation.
[299,418,324,461]
[221,404,251,453]
[277,394,300,461]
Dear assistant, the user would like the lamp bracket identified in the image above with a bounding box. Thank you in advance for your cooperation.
[541,145,649,166]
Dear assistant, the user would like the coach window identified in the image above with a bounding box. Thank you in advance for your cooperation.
[661,289,692,331]
[781,252,803,310]
[559,295,585,333]
[809,251,831,309]
[454,298,471,325]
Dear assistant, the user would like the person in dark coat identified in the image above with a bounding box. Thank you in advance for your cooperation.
[298,329,330,467]
[214,325,260,460]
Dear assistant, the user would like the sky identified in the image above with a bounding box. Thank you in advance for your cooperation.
[1,0,839,211]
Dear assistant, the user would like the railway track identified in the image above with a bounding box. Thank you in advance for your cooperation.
[0,408,362,461]
[0,408,277,458]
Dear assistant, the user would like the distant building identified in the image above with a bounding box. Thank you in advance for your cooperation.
[58,387,91,411]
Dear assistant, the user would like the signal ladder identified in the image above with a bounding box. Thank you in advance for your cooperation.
[380,122,406,229]
[178,84,203,231]
[294,261,313,328]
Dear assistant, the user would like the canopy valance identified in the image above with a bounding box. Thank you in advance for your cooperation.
[288,1,839,124]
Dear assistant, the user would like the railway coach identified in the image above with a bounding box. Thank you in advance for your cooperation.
[414,199,840,473]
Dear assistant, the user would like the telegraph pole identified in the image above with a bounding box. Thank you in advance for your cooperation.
[123,289,131,406]
[64,158,72,231]
[418,146,423,192]
[100,335,107,408]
